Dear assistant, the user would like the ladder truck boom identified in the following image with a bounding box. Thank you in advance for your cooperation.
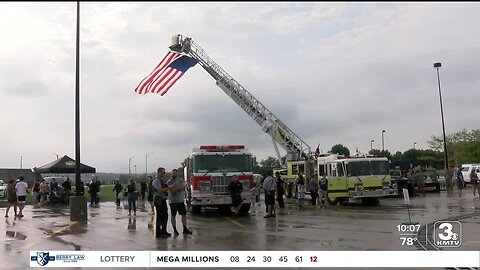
[169,34,311,163]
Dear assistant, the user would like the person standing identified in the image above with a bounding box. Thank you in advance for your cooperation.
[296,174,306,209]
[262,170,276,218]
[15,176,29,217]
[147,176,155,213]
[32,179,41,205]
[113,180,124,207]
[318,173,328,208]
[5,179,18,217]
[275,172,285,209]
[228,175,243,216]
[126,178,138,216]
[414,169,425,196]
[39,179,48,206]
[62,177,72,195]
[455,164,464,199]
[140,181,147,202]
[470,169,479,199]
[309,175,319,206]
[167,169,192,236]
[88,176,100,207]
[152,167,171,238]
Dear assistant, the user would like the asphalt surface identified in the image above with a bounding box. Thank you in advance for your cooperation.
[1,189,479,270]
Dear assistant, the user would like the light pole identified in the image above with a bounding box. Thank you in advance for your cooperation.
[134,164,137,176]
[370,139,374,152]
[434,62,449,173]
[146,152,154,176]
[128,156,135,176]
[53,153,59,159]
[413,142,417,149]
[20,156,23,175]
[381,130,385,152]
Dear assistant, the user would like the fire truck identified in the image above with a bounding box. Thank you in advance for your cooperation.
[184,145,256,214]
[317,153,398,205]
[169,34,396,206]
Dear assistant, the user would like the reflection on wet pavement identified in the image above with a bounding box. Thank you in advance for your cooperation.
[6,231,27,240]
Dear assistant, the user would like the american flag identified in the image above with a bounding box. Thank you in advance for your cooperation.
[135,51,198,96]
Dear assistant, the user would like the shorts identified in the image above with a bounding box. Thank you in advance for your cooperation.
[170,202,187,216]
[265,191,276,206]
[8,198,17,203]
[231,194,242,207]
[17,195,26,203]
[456,181,464,189]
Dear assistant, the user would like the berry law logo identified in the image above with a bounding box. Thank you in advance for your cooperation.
[31,252,55,266]
[433,221,462,248]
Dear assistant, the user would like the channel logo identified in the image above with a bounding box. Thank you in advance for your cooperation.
[31,252,55,266]
[433,221,462,248]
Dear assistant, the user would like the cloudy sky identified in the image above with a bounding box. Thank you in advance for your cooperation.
[1,2,479,174]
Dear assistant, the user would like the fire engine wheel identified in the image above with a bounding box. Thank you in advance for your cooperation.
[191,205,202,214]
[239,203,251,214]
[327,197,339,206]
[362,198,380,205]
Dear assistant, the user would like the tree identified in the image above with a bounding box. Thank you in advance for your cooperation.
[428,129,480,166]
[259,156,281,169]
[330,144,350,156]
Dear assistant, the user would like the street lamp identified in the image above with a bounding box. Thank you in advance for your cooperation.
[381,130,386,151]
[370,139,374,152]
[434,62,449,173]
[146,152,154,175]
[128,156,135,176]
[20,156,23,174]
[413,142,417,149]
[134,164,137,176]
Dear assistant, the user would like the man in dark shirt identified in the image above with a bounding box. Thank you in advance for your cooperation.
[275,172,285,208]
[112,180,123,207]
[228,175,243,216]
[153,167,170,238]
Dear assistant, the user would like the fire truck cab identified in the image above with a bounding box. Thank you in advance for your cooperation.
[184,145,256,214]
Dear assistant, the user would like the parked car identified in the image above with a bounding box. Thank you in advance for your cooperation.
[0,180,6,198]
[424,176,441,193]
[461,164,480,184]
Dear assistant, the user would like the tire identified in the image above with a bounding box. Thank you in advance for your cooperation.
[327,197,339,206]
[191,205,202,214]
[362,198,380,206]
[239,203,251,214]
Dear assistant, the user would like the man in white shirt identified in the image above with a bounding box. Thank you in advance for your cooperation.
[15,176,29,217]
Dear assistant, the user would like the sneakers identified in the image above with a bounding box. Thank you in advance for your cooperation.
[264,215,271,218]
[183,228,193,235]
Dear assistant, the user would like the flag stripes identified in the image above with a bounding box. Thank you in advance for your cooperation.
[135,51,197,96]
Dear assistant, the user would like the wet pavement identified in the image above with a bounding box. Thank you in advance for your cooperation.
[1,190,479,269]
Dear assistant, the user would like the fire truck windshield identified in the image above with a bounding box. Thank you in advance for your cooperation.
[193,154,252,173]
[347,160,390,176]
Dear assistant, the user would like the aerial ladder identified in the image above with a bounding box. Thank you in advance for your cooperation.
[169,34,313,172]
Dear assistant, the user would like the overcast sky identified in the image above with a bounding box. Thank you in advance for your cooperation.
[1,2,479,174]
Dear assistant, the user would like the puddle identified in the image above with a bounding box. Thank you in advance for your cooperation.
[6,231,27,240]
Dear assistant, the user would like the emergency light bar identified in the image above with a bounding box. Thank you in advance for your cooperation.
[199,145,245,151]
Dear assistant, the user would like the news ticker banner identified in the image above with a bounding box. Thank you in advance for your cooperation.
[30,250,480,268]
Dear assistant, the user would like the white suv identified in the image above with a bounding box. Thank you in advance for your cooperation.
[461,164,480,183]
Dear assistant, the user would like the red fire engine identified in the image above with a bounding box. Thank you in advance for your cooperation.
[184,145,256,214]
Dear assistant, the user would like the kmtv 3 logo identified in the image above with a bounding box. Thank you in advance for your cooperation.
[31,252,56,266]
[434,221,462,248]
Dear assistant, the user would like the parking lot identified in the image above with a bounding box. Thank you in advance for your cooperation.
[1,190,479,269]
